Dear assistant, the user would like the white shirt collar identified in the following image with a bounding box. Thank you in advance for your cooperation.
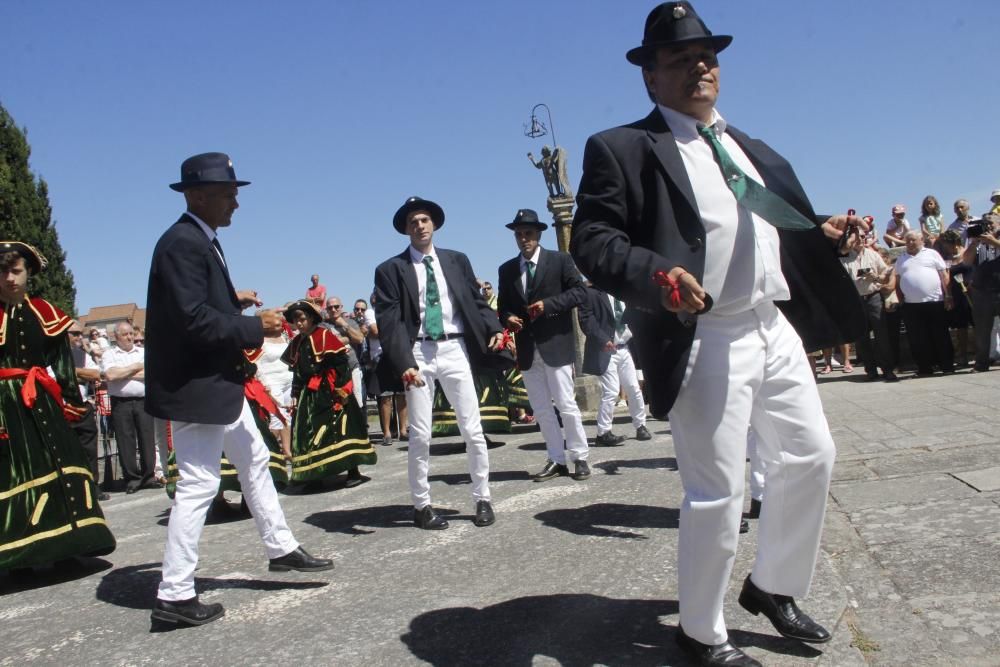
[185,211,216,241]
[409,244,438,264]
[656,104,726,141]
[519,245,541,268]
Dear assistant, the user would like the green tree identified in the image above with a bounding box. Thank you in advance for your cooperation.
[0,102,76,315]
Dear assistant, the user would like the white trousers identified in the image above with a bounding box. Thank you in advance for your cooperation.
[596,346,647,434]
[747,426,766,502]
[405,339,490,509]
[157,399,299,602]
[520,349,588,464]
[152,418,170,479]
[668,303,835,646]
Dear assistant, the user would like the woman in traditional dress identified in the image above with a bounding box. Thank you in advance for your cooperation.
[281,301,375,487]
[0,242,115,569]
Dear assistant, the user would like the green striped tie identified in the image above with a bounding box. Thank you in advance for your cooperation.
[422,256,444,340]
[698,125,815,231]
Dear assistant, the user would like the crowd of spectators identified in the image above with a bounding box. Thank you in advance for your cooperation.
[823,191,1000,379]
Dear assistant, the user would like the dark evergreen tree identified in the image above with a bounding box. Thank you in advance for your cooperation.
[0,102,77,315]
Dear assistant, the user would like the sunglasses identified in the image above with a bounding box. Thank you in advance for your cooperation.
[68,331,83,336]
[327,305,343,310]
[354,307,367,312]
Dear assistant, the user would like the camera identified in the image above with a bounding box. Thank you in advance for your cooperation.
[856,268,872,277]
[968,221,988,238]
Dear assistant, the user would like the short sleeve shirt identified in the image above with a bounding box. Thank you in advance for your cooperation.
[895,248,946,303]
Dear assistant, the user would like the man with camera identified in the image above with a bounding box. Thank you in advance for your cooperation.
[838,229,898,382]
[962,213,1000,372]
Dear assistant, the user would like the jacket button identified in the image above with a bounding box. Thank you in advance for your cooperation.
[683,318,695,328]
[689,238,703,251]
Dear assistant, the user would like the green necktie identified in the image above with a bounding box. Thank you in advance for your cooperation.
[613,298,626,335]
[526,260,536,291]
[422,256,444,340]
[697,125,815,231]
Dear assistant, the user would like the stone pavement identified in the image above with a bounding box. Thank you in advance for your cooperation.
[2,368,999,666]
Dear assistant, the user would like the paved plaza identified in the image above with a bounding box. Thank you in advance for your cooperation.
[2,368,999,666]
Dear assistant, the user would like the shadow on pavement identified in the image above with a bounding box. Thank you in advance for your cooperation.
[0,557,113,595]
[595,457,678,475]
[403,594,682,666]
[95,562,329,612]
[535,503,679,539]
[428,470,532,486]
[516,440,547,452]
[304,504,460,535]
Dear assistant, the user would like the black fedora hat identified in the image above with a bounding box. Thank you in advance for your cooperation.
[505,208,548,231]
[393,196,445,234]
[0,241,48,274]
[170,152,251,192]
[626,2,732,66]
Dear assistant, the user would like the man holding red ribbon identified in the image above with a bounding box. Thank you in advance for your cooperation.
[571,3,867,664]
[0,241,116,570]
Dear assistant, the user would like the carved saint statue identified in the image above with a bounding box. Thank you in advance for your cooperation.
[528,145,573,199]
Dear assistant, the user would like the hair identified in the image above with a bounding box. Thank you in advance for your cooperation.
[641,56,659,104]
[0,251,24,273]
[354,299,368,308]
[114,321,133,335]
[921,196,940,216]
[903,230,923,242]
[954,199,969,210]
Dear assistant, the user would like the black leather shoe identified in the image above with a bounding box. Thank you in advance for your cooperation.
[151,597,225,626]
[413,505,449,530]
[594,431,626,446]
[473,500,495,527]
[268,546,334,572]
[635,425,652,441]
[747,498,761,519]
[739,518,750,534]
[125,485,139,495]
[738,576,831,643]
[344,468,369,488]
[572,460,591,481]
[533,460,569,482]
[97,492,111,502]
[675,626,761,666]
[883,372,899,382]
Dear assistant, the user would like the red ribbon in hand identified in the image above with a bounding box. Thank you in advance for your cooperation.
[496,329,514,351]
[244,377,287,426]
[652,270,682,309]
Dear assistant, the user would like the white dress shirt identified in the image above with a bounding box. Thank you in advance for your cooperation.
[658,105,790,318]
[519,246,542,293]
[607,294,633,346]
[100,344,147,397]
[409,245,463,338]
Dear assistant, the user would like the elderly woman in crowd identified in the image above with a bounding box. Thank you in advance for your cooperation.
[919,195,945,245]
[895,231,954,375]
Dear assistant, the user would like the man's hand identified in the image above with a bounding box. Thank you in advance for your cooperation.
[402,368,425,389]
[822,214,871,245]
[258,309,283,336]
[487,332,505,351]
[527,301,545,320]
[505,315,524,332]
[659,267,707,314]
[237,290,264,309]
[603,340,616,352]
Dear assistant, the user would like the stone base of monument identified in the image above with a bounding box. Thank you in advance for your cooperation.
[574,374,603,413]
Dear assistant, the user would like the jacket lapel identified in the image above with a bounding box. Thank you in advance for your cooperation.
[641,110,701,231]
[400,248,419,313]
[529,249,550,299]
[726,126,816,221]
[180,214,237,295]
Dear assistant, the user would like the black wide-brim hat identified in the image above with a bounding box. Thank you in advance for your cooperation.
[283,299,324,324]
[170,152,251,192]
[393,196,445,234]
[0,241,48,274]
[505,208,548,231]
[626,1,732,66]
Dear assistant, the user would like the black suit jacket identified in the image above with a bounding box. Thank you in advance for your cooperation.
[571,109,864,418]
[144,214,264,424]
[497,247,586,370]
[577,286,617,376]
[373,246,506,384]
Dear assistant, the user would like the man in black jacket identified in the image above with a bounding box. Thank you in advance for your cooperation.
[146,153,332,627]
[497,209,589,481]
[374,197,506,530]
[578,284,651,445]
[570,4,866,664]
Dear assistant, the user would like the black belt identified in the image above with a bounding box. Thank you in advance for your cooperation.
[615,343,629,349]
[418,333,463,342]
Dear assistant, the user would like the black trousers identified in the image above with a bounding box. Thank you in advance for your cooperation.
[70,402,100,482]
[111,396,155,489]
[901,301,954,374]
[970,288,1000,371]
[855,292,893,375]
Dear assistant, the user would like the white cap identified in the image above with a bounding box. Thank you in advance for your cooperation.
[991,188,1000,199]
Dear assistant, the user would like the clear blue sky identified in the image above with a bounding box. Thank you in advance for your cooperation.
[3,1,998,317]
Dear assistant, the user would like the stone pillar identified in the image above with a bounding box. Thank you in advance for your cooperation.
[547,195,602,412]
